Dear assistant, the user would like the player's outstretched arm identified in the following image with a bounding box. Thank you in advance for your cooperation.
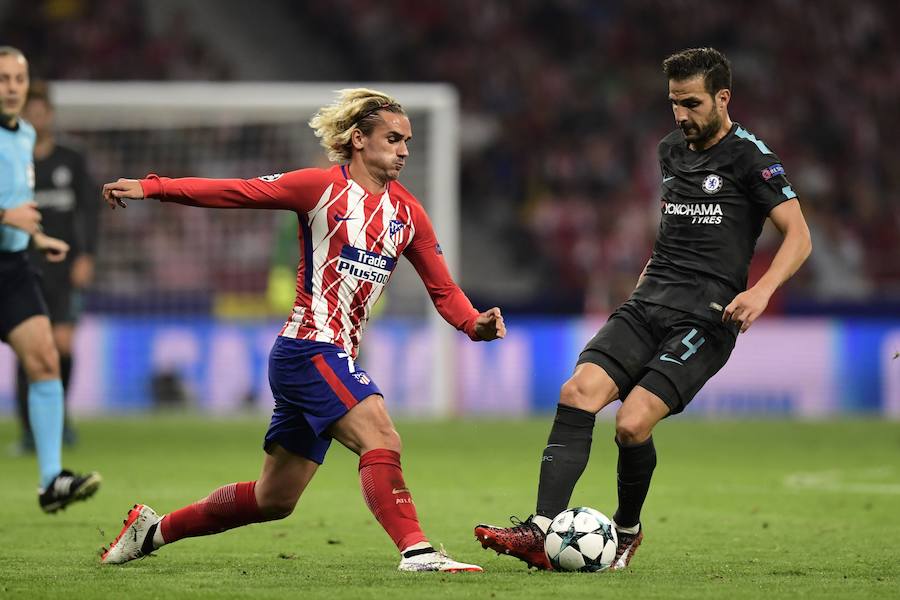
[473,307,506,340]
[32,232,70,263]
[104,171,324,212]
[723,199,811,333]
[102,178,144,209]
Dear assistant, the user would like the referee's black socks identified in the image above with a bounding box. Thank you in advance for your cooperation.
[613,435,657,529]
[536,404,596,520]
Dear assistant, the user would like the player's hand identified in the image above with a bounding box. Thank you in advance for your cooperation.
[0,202,42,235]
[102,178,144,209]
[32,232,70,263]
[71,254,95,288]
[723,287,770,333]
[474,307,506,341]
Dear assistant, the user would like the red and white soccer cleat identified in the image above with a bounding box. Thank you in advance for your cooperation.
[611,524,643,570]
[100,504,160,565]
[474,515,553,570]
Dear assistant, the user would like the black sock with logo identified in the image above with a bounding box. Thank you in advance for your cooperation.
[536,404,596,519]
[613,436,656,528]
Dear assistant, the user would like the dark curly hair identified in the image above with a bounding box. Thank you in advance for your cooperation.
[663,47,732,95]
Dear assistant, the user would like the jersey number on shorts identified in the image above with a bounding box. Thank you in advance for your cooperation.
[660,328,706,365]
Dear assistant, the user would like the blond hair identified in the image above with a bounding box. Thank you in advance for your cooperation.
[309,88,404,163]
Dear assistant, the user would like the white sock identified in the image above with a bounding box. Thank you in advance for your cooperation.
[152,516,167,549]
[613,520,640,535]
[401,541,433,556]
[533,515,552,534]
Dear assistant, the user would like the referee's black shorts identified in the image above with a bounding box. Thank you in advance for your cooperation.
[577,299,737,415]
[0,251,49,342]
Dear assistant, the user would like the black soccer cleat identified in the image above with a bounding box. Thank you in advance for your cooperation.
[39,469,102,513]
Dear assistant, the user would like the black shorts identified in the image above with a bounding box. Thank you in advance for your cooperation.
[577,299,737,415]
[38,264,76,324]
[0,251,50,342]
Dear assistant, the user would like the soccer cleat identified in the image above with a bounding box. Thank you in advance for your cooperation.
[100,504,160,565]
[38,469,102,513]
[611,524,643,570]
[474,515,552,570]
[398,546,483,572]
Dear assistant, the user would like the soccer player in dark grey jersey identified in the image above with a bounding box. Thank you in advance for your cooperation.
[475,47,812,571]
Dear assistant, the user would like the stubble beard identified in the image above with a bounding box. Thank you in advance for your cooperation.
[683,110,722,148]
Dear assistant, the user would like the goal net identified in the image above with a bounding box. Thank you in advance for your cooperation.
[49,81,461,417]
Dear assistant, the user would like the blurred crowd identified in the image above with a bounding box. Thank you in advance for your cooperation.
[4,0,898,315]
[0,0,231,80]
[297,0,900,314]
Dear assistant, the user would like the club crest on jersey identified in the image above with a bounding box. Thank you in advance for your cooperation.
[352,372,372,385]
[389,219,406,236]
[702,174,723,194]
[337,245,397,285]
[258,173,284,182]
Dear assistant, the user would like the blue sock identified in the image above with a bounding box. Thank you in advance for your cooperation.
[28,380,64,489]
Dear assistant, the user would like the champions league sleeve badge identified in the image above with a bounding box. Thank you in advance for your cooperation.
[701,174,723,194]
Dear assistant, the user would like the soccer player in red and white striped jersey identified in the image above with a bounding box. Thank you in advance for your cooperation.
[99,88,505,572]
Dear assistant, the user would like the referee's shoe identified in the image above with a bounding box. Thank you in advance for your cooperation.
[39,469,102,513]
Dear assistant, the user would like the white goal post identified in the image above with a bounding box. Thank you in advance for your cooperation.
[51,81,461,417]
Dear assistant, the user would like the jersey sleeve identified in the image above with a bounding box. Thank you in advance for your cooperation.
[403,202,480,340]
[139,169,330,212]
[740,147,798,214]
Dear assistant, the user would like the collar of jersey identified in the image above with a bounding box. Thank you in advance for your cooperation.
[340,164,390,197]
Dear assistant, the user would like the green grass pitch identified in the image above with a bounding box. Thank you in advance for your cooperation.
[0,416,898,599]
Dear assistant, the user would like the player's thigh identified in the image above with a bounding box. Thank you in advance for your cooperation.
[638,314,736,416]
[266,337,384,463]
[7,315,59,380]
[576,300,660,407]
[559,362,620,413]
[256,444,319,517]
[328,394,400,456]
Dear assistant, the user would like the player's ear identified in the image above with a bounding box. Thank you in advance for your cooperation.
[717,88,730,109]
[351,128,366,151]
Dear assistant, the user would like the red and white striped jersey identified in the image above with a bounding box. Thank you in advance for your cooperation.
[140,165,480,358]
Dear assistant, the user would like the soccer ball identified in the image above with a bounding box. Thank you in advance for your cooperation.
[544,507,618,572]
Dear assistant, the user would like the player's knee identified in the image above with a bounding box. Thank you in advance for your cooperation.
[22,342,60,381]
[559,378,595,412]
[615,413,652,446]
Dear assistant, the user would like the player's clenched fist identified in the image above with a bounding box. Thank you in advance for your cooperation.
[102,178,144,209]
[474,307,506,340]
